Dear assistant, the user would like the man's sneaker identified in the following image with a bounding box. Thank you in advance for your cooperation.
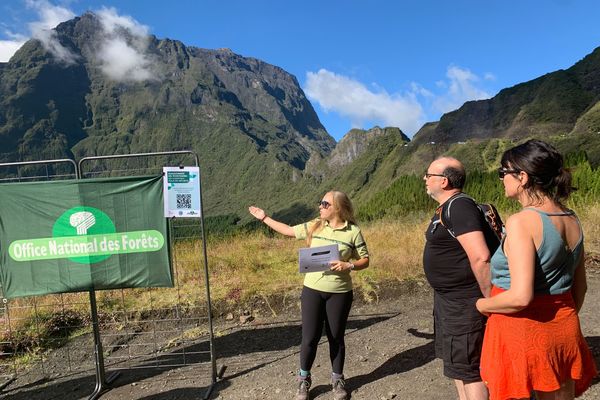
[296,376,311,400]
[331,377,348,400]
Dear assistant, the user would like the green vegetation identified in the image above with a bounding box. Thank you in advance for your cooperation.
[4,14,600,366]
[0,309,88,356]
[4,157,600,369]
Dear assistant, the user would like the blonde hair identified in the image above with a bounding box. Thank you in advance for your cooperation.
[307,190,356,245]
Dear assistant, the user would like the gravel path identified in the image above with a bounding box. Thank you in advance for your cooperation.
[3,271,600,400]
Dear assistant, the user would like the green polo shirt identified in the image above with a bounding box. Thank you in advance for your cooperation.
[293,219,369,293]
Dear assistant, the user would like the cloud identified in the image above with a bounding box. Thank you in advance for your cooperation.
[97,36,153,81]
[95,7,155,82]
[305,69,426,135]
[0,2,154,81]
[304,66,494,137]
[26,0,78,64]
[96,7,149,38]
[0,32,27,62]
[432,65,492,114]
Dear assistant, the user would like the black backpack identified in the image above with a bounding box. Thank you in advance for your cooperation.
[438,193,504,250]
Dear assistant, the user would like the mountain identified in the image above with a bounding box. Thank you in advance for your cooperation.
[412,47,600,156]
[2,12,600,222]
[0,13,334,215]
[311,127,411,200]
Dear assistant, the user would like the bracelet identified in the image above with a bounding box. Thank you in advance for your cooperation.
[349,263,355,271]
[261,215,267,222]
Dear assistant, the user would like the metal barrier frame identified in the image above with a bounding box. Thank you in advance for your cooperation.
[79,150,222,399]
[0,152,223,399]
[0,159,86,394]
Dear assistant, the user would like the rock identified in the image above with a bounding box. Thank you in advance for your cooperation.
[239,314,254,324]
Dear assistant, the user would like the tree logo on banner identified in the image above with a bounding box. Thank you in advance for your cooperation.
[8,206,165,264]
[53,207,116,263]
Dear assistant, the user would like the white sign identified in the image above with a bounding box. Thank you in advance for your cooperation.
[298,244,340,273]
[163,166,201,218]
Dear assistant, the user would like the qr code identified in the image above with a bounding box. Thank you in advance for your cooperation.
[176,193,192,209]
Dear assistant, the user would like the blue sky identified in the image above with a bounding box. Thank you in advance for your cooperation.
[1,1,600,141]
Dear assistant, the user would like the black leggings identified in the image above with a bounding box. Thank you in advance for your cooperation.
[300,286,353,374]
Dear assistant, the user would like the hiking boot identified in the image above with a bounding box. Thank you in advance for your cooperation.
[296,376,311,400]
[331,377,348,400]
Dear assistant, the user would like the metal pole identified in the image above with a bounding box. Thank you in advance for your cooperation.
[75,161,120,400]
[79,150,223,398]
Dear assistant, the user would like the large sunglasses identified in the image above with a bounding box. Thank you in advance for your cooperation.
[498,167,520,179]
[318,200,331,209]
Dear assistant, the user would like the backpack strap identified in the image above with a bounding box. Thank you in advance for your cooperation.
[439,192,474,238]
[479,203,503,242]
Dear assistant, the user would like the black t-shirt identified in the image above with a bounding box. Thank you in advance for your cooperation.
[423,194,489,299]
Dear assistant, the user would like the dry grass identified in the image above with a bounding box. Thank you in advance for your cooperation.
[186,212,431,305]
[4,204,600,348]
[574,204,600,256]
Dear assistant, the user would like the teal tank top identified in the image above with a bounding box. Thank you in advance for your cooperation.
[490,209,583,294]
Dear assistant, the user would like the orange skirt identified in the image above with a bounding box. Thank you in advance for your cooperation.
[481,286,597,400]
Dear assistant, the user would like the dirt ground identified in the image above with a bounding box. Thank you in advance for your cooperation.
[3,269,600,400]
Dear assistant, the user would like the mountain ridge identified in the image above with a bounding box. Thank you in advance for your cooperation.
[0,13,338,216]
[2,13,600,221]
[412,47,600,145]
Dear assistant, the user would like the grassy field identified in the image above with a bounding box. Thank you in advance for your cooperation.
[202,210,432,305]
[203,203,600,305]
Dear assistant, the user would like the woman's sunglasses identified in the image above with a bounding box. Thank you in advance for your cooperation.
[498,167,520,179]
[318,200,331,209]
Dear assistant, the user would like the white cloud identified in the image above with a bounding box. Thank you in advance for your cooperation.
[0,32,27,62]
[305,69,426,136]
[0,3,155,81]
[410,82,434,98]
[26,0,74,31]
[96,7,149,38]
[26,0,77,64]
[432,65,492,114]
[304,66,494,137]
[96,7,155,82]
[97,37,153,81]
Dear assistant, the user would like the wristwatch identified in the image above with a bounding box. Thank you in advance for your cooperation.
[349,263,355,271]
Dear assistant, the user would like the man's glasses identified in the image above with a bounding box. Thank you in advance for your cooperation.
[498,168,520,179]
[424,172,446,179]
[318,200,331,209]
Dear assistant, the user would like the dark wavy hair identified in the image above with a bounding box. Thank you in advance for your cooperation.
[500,139,575,206]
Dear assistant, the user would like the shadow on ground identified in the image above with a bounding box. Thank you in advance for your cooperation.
[585,336,600,387]
[2,314,395,400]
[305,327,435,398]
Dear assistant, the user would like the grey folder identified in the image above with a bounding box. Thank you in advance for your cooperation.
[298,244,340,273]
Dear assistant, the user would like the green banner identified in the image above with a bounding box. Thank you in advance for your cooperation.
[0,176,173,299]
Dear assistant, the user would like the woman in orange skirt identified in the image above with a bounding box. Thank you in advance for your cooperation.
[475,140,597,400]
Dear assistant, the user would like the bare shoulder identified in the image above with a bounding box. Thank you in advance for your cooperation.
[505,210,539,230]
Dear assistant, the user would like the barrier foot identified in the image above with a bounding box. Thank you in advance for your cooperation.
[203,365,227,400]
[87,371,120,400]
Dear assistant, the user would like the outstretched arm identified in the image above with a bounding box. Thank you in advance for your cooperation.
[248,206,295,237]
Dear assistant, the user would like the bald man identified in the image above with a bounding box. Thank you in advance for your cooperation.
[423,157,494,400]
